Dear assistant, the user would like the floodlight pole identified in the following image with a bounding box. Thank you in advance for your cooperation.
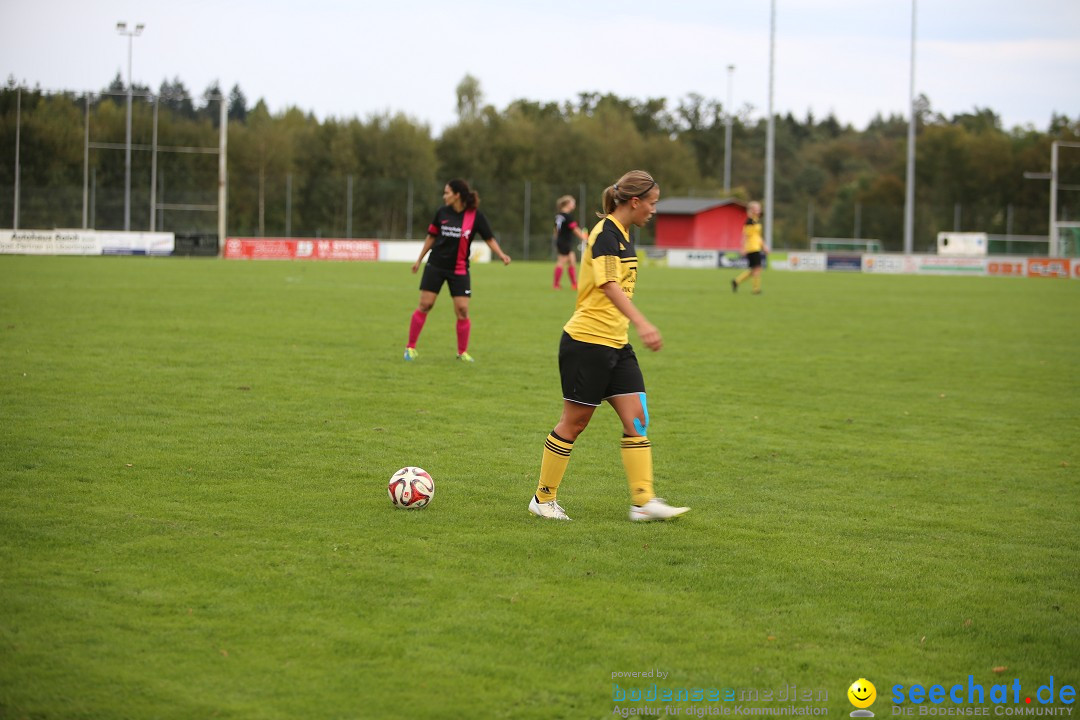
[1050,141,1058,256]
[903,0,917,255]
[13,87,20,230]
[1041,141,1080,256]
[724,64,735,194]
[150,96,158,231]
[117,21,144,232]
[764,0,775,250]
[218,96,228,252]
[83,93,90,229]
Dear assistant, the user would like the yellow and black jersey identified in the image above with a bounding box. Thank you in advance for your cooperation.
[743,216,763,254]
[563,215,637,349]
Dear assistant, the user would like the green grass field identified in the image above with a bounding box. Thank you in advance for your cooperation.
[1,255,1078,719]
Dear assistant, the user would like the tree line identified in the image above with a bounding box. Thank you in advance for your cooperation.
[1,73,1077,254]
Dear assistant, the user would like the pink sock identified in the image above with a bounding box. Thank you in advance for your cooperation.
[553,266,563,288]
[567,264,577,288]
[456,318,471,355]
[408,310,427,348]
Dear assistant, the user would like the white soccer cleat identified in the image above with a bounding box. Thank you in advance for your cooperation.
[629,497,689,522]
[529,495,571,521]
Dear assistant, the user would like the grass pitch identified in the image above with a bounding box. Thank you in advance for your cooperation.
[0,255,1078,719]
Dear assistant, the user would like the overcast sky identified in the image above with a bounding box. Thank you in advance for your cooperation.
[2,0,1078,134]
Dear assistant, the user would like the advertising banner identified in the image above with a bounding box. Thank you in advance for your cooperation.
[784,252,827,272]
[1026,258,1072,279]
[376,240,492,264]
[98,232,175,256]
[826,253,863,272]
[985,257,1027,277]
[667,249,719,269]
[862,254,916,274]
[0,229,174,256]
[937,231,988,256]
[913,256,987,275]
[224,238,379,261]
[1,230,101,255]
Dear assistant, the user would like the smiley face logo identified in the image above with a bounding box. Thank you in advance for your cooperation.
[848,678,877,709]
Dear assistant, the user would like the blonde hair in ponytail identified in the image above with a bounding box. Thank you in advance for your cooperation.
[597,170,657,218]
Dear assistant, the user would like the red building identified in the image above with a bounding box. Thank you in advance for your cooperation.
[654,198,746,250]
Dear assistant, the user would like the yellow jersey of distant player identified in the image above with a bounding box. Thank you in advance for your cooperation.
[743,216,764,253]
[563,215,637,349]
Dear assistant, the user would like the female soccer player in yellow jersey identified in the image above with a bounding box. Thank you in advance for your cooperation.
[732,200,768,294]
[529,170,689,522]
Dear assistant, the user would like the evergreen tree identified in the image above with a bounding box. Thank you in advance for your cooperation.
[228,84,247,123]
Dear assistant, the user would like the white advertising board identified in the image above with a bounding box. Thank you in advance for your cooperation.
[98,231,175,256]
[1,230,101,255]
[937,232,988,256]
[913,255,987,275]
[862,254,917,274]
[667,249,719,269]
[784,252,828,272]
[0,230,174,256]
[377,240,491,264]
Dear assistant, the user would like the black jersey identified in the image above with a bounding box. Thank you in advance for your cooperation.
[426,206,494,274]
[555,212,580,244]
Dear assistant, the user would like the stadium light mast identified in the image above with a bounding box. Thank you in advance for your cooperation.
[764,0,775,250]
[1050,142,1059,256]
[218,95,228,253]
[1048,141,1080,256]
[724,64,735,195]
[117,21,144,232]
[903,0,917,254]
[13,86,20,230]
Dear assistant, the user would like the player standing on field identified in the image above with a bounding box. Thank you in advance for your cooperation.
[731,200,768,294]
[529,170,689,522]
[404,179,511,362]
[552,195,588,290]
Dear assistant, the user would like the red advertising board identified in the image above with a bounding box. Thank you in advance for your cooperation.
[224,238,379,261]
[986,259,1026,277]
[1026,258,1072,279]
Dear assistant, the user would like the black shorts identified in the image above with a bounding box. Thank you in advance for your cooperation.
[559,332,645,407]
[556,238,575,256]
[746,251,763,269]
[420,264,471,297]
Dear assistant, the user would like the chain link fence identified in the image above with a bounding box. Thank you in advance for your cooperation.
[1,175,1068,257]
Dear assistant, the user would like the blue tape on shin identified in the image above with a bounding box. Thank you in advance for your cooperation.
[633,392,650,436]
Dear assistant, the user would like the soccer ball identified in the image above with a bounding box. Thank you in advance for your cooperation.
[388,466,434,509]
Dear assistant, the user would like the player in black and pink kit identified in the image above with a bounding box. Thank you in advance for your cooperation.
[404,179,511,362]
[553,195,588,290]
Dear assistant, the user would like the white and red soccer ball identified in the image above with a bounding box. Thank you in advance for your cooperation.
[388,466,434,509]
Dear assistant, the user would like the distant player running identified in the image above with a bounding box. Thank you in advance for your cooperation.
[552,195,588,290]
[404,179,511,362]
[529,170,689,522]
[731,200,768,294]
